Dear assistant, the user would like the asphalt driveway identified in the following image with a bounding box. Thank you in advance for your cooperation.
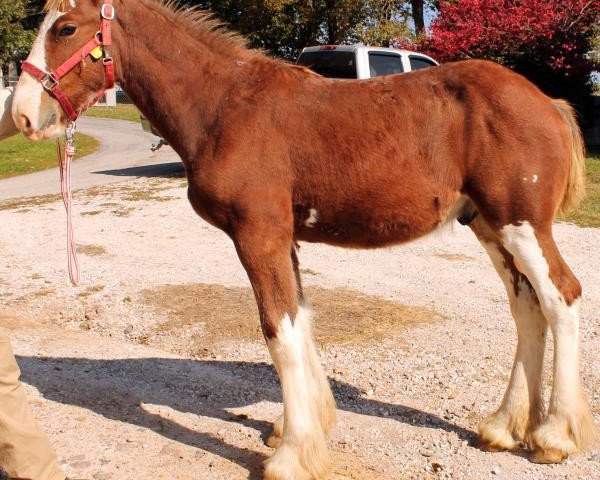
[0,116,183,201]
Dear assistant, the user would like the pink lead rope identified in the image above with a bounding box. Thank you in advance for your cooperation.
[57,121,80,286]
[21,1,117,286]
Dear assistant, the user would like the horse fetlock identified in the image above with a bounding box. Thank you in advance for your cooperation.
[264,435,330,480]
[478,413,521,452]
[531,405,598,463]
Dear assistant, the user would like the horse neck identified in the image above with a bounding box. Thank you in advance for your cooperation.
[112,1,257,161]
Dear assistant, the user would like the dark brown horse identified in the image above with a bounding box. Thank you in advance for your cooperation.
[11,1,597,478]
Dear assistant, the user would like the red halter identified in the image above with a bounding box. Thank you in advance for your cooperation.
[21,1,115,122]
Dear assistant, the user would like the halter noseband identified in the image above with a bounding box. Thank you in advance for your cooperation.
[22,1,116,122]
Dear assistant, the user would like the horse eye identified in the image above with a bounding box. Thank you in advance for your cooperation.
[59,25,77,37]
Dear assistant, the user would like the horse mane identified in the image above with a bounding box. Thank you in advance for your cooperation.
[44,0,252,56]
[44,0,70,10]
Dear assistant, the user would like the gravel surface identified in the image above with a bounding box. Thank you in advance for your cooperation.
[0,174,598,480]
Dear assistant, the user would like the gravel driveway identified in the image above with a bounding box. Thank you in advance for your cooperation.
[0,172,598,480]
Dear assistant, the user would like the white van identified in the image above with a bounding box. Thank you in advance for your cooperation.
[296,45,438,79]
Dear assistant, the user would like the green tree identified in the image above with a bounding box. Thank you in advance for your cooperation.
[190,0,416,59]
[198,0,371,59]
[0,0,35,73]
[357,0,412,47]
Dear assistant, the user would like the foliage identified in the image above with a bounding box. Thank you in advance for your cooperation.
[1,1,428,65]
[399,0,600,115]
[0,0,36,69]
[187,0,419,59]
[357,0,412,47]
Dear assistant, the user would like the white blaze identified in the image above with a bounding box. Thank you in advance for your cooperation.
[12,11,64,133]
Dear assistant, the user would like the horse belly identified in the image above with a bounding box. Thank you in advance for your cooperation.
[293,193,462,248]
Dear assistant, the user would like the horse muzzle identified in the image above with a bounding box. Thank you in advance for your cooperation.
[11,79,66,141]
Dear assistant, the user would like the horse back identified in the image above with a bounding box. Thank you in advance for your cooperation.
[189,60,572,245]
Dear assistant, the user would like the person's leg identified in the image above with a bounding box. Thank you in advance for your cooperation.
[0,88,18,141]
[0,330,65,480]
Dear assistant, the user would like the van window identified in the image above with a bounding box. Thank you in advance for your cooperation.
[296,51,357,79]
[368,52,403,77]
[409,56,437,71]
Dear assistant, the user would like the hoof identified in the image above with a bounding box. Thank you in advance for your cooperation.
[265,432,282,449]
[264,450,313,480]
[529,447,568,464]
[477,415,520,453]
[265,415,283,449]
[477,437,515,453]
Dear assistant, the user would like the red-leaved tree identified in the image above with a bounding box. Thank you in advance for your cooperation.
[399,0,599,118]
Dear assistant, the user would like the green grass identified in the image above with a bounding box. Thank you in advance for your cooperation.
[561,148,600,228]
[0,133,99,179]
[84,104,141,122]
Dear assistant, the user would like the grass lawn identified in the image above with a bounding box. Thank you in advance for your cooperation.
[84,104,141,122]
[561,148,600,228]
[0,133,99,179]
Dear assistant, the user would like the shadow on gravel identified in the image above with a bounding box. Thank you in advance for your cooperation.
[94,162,185,178]
[17,356,476,478]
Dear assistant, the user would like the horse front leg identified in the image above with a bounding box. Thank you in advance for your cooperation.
[266,244,308,450]
[233,217,335,480]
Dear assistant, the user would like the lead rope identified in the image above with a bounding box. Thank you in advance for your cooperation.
[57,121,80,286]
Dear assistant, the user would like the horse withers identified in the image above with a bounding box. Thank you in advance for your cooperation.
[11,1,597,478]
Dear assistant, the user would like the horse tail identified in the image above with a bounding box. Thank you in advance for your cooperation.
[552,99,586,215]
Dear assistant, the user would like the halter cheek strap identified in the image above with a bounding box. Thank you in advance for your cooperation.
[21,0,115,122]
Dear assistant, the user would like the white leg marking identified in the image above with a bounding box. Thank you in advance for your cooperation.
[501,222,596,453]
[265,306,334,480]
[478,239,546,449]
[12,11,64,133]
[304,208,318,228]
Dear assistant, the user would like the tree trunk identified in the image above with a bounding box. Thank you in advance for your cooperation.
[411,0,425,34]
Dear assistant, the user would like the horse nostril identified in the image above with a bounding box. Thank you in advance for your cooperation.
[16,113,33,134]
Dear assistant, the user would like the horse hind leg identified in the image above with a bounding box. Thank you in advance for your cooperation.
[234,216,335,480]
[471,217,546,452]
[500,221,597,462]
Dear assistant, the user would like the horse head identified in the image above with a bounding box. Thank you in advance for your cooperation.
[12,0,115,140]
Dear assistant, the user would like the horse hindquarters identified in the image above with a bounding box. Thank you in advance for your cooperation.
[464,92,597,461]
[231,200,335,480]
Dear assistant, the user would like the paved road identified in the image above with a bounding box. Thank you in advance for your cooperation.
[0,116,184,201]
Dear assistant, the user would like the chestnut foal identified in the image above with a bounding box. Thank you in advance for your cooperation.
[12,0,596,478]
